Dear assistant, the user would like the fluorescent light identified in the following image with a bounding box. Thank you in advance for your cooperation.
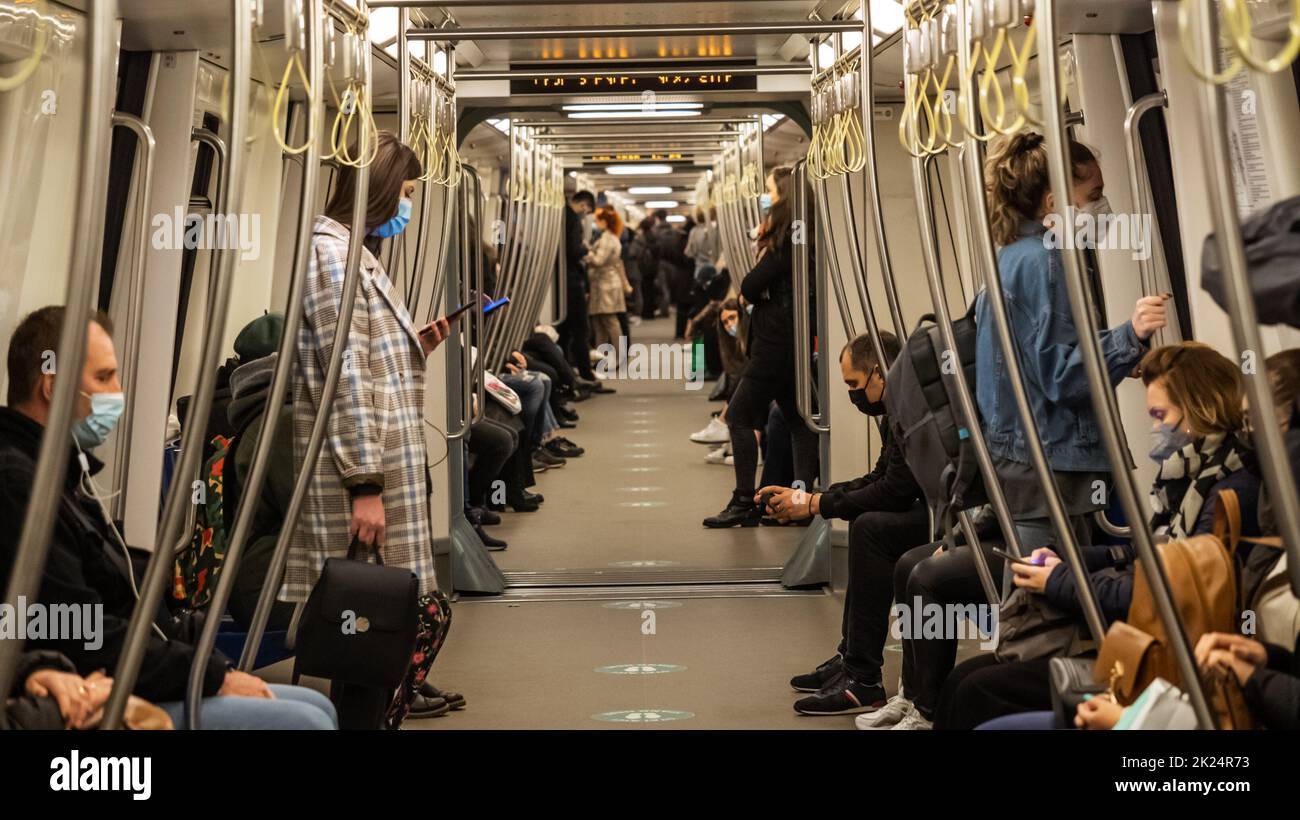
[762,113,785,130]
[568,110,702,119]
[871,0,906,35]
[666,215,686,223]
[562,103,703,112]
[568,171,577,178]
[644,200,679,208]
[485,118,510,134]
[606,165,673,175]
[628,186,673,195]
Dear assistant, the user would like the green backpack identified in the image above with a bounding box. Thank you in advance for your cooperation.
[172,433,240,610]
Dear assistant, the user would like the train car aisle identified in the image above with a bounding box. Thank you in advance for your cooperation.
[491,317,805,577]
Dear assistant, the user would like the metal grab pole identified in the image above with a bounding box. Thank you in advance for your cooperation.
[1039,0,1212,728]
[109,113,157,521]
[0,0,115,717]
[1122,91,1181,347]
[1194,0,1300,599]
[910,147,1009,607]
[102,0,251,729]
[859,0,907,340]
[239,3,372,673]
[408,20,863,42]
[203,0,317,676]
[448,176,475,440]
[793,161,829,435]
[954,0,1107,645]
[465,167,487,425]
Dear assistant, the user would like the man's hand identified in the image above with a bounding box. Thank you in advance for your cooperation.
[219,670,275,699]
[754,485,815,522]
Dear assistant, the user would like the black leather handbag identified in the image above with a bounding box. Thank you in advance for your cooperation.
[293,540,420,688]
[1049,656,1107,729]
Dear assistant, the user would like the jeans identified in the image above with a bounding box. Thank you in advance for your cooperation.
[837,502,932,685]
[158,684,337,730]
[976,710,1057,730]
[501,372,549,448]
[758,403,793,490]
[467,419,516,507]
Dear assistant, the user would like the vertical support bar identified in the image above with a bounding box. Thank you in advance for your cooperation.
[102,0,253,729]
[955,0,1107,644]
[1192,0,1300,599]
[793,161,829,434]
[0,0,116,715]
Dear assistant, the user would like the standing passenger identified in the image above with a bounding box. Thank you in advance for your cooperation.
[585,206,633,354]
[287,131,454,729]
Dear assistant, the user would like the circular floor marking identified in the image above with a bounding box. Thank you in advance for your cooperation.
[618,501,670,508]
[609,560,681,568]
[592,709,695,724]
[602,600,684,610]
[595,664,687,675]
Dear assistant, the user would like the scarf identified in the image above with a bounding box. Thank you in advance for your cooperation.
[1149,430,1253,539]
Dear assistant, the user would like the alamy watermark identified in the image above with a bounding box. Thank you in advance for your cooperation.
[1042,208,1153,262]
[889,595,999,651]
[0,597,103,651]
[594,336,705,391]
[151,208,262,262]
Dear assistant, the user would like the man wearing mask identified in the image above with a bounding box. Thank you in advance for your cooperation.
[755,331,930,717]
[0,306,336,728]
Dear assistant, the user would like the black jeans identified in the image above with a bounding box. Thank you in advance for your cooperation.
[467,419,516,507]
[726,375,818,500]
[758,403,793,490]
[894,540,1005,719]
[934,654,1054,730]
[557,280,594,379]
[836,501,933,685]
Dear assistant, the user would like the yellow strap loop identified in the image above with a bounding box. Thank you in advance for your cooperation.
[1223,0,1300,74]
[0,0,49,93]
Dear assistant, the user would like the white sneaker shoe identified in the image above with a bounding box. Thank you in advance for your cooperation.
[889,708,933,731]
[690,416,730,444]
[855,694,913,730]
[705,445,730,464]
[724,454,735,466]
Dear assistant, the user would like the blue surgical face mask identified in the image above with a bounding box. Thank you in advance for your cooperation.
[725,322,738,338]
[72,390,125,450]
[745,303,754,316]
[759,194,773,212]
[371,197,413,238]
[1148,423,1192,464]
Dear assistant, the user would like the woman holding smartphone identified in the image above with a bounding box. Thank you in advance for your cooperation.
[287,130,456,729]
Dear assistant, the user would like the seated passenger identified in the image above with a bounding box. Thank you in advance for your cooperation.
[0,306,336,729]
[3,651,112,730]
[755,331,929,715]
[936,341,1259,730]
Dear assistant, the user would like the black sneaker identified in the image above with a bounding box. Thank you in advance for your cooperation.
[474,523,507,551]
[790,655,844,693]
[407,694,451,719]
[546,437,584,458]
[794,679,888,716]
[703,496,762,528]
[420,682,466,711]
[471,506,502,526]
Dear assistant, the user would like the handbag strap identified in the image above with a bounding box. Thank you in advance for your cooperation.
[1212,489,1242,556]
[346,537,385,566]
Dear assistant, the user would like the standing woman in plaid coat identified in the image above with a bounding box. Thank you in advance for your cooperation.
[287,131,455,729]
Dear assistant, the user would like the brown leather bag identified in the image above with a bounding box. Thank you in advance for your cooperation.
[1094,492,1242,712]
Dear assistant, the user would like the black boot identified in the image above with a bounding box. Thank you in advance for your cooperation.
[474,522,507,551]
[703,494,762,528]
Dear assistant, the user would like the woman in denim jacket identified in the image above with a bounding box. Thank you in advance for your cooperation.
[975,132,1169,557]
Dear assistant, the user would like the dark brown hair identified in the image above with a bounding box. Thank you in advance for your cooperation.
[841,330,900,374]
[757,165,794,253]
[1265,348,1300,430]
[323,131,423,233]
[7,306,113,406]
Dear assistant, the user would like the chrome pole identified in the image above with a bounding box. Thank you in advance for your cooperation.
[793,161,829,435]
[409,20,863,42]
[0,0,116,716]
[1122,90,1179,347]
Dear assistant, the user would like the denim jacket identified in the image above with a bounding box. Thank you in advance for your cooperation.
[975,220,1147,472]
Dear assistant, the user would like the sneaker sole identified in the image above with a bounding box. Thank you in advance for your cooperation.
[690,437,730,445]
[795,703,883,716]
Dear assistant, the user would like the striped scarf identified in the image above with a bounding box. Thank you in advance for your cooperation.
[1149,430,1253,539]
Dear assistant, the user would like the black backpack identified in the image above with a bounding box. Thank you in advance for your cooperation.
[883,301,986,546]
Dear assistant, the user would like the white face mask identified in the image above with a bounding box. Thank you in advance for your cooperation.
[1079,196,1112,216]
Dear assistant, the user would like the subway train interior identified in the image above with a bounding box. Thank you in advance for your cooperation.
[2,0,1300,759]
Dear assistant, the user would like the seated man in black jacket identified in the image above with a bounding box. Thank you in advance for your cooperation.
[756,331,931,716]
[0,306,335,729]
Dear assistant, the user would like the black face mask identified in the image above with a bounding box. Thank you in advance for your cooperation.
[849,388,886,417]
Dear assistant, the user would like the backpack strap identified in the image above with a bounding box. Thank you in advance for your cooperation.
[1212,489,1242,557]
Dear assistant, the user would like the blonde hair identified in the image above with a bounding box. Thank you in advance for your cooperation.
[984,132,1099,247]
[1141,342,1245,436]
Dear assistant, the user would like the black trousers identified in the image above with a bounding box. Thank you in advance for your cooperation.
[934,654,1054,730]
[758,403,793,490]
[522,332,577,392]
[467,419,516,507]
[837,502,932,685]
[726,375,818,499]
[895,540,1006,719]
[556,282,594,379]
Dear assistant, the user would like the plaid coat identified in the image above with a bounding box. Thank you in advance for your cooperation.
[281,215,437,601]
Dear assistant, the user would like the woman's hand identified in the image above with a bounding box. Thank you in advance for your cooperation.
[1009,549,1061,594]
[350,493,386,553]
[1195,632,1267,685]
[1131,294,1169,341]
[419,317,451,357]
[218,670,275,699]
[1075,696,1124,730]
[25,668,112,729]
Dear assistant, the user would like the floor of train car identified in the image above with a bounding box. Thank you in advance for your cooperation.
[264,316,985,728]
[489,317,804,577]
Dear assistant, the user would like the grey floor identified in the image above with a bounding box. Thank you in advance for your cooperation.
[267,318,983,729]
